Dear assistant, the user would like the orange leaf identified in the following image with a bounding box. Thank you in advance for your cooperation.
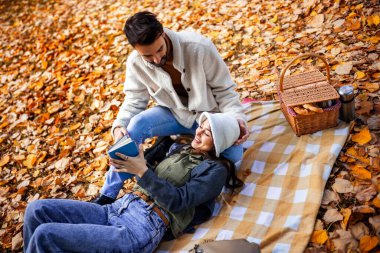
[372,197,380,208]
[41,60,48,69]
[359,235,379,252]
[351,164,371,180]
[23,154,37,169]
[310,230,329,244]
[352,127,372,145]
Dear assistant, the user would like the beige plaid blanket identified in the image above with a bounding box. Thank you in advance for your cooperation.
[157,101,349,253]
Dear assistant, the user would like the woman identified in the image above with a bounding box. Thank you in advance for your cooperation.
[23,112,243,253]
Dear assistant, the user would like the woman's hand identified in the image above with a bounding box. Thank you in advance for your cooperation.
[110,145,148,178]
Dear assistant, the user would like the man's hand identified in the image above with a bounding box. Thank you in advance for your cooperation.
[113,127,129,143]
[234,119,250,145]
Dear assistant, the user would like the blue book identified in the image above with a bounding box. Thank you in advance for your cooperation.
[108,135,139,180]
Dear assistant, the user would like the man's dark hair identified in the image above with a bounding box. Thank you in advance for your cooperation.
[123,11,163,47]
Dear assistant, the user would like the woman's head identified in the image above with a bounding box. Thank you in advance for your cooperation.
[191,113,240,157]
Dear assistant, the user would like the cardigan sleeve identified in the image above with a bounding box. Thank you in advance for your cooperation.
[111,55,150,137]
[202,39,247,122]
[137,160,227,213]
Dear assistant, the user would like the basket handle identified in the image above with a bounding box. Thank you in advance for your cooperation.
[279,53,331,92]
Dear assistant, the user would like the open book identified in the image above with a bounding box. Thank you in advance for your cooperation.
[108,135,139,179]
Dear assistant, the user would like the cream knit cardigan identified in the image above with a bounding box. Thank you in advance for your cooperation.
[112,28,246,134]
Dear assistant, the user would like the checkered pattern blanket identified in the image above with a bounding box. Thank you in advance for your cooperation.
[156,101,349,253]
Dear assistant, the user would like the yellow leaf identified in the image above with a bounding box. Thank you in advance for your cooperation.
[275,36,286,42]
[23,154,37,169]
[83,166,93,176]
[255,37,263,43]
[355,71,366,79]
[310,11,317,17]
[0,155,10,167]
[310,230,329,244]
[359,235,379,252]
[373,15,380,26]
[340,208,351,230]
[27,145,35,153]
[368,15,380,26]
[352,127,372,145]
[351,164,371,180]
[270,14,278,23]
[242,38,254,46]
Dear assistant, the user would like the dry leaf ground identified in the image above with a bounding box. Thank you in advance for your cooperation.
[0,0,379,252]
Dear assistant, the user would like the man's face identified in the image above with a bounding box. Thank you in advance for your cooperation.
[134,34,167,67]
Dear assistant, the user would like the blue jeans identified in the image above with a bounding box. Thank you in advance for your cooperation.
[102,106,243,199]
[23,194,168,253]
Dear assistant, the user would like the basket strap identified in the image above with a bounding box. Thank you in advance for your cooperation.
[279,53,331,92]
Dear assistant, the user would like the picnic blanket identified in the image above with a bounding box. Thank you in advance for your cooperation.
[157,101,349,253]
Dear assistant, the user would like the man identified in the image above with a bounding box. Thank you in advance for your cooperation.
[93,11,249,205]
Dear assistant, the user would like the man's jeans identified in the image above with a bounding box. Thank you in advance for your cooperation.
[102,106,243,199]
[23,194,167,253]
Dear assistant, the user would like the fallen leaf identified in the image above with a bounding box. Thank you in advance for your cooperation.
[354,71,366,79]
[359,235,378,252]
[23,154,37,169]
[369,215,380,237]
[309,14,324,28]
[358,82,379,92]
[11,231,23,251]
[310,230,328,244]
[331,230,358,252]
[340,208,351,230]
[335,62,353,75]
[0,155,10,167]
[332,178,353,193]
[323,208,343,223]
[352,205,375,214]
[352,127,372,145]
[351,165,371,180]
[351,222,370,240]
[355,185,377,202]
[322,189,339,205]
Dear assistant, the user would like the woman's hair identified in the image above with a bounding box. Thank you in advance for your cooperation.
[190,147,243,192]
[123,11,164,47]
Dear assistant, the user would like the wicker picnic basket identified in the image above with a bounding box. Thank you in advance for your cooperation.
[278,53,341,136]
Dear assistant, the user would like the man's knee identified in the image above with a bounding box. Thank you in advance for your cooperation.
[30,223,58,250]
[24,200,45,223]
[127,114,150,141]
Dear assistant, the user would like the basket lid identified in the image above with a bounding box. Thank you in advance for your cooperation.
[279,78,339,107]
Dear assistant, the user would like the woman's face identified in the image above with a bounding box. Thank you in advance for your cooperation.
[191,119,214,152]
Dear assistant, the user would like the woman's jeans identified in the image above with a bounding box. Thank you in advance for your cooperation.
[23,194,168,253]
[101,106,243,199]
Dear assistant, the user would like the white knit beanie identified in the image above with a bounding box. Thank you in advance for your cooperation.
[199,112,240,157]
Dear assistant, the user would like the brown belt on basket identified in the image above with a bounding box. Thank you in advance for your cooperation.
[132,191,169,227]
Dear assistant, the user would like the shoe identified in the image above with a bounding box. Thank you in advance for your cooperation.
[91,194,115,205]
